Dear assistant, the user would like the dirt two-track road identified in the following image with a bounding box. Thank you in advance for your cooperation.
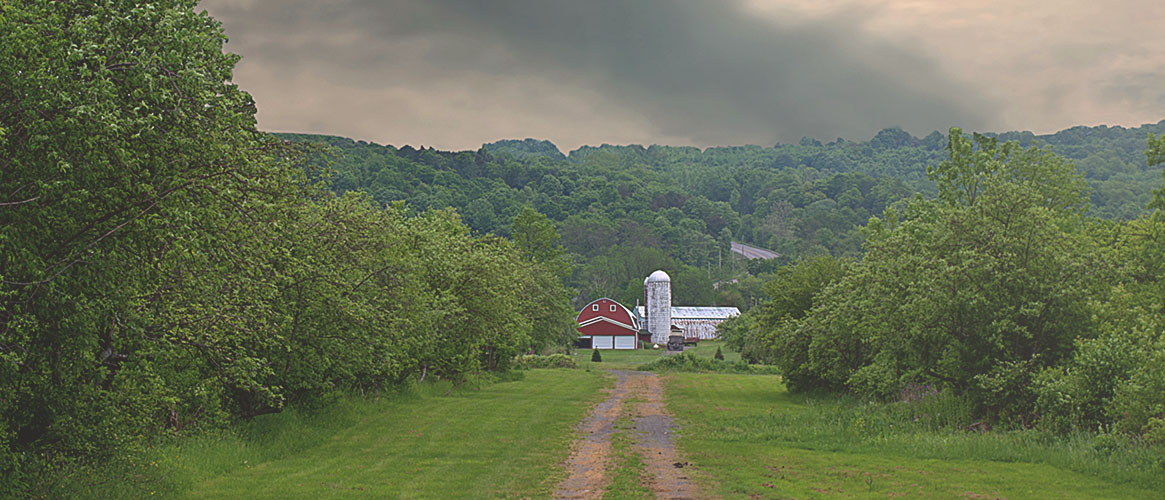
[554,370,704,500]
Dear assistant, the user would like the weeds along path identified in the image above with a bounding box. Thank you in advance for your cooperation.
[555,370,703,500]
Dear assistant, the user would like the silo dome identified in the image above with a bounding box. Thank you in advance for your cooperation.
[645,270,671,284]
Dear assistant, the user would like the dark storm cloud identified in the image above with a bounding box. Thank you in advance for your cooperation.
[202,0,996,147]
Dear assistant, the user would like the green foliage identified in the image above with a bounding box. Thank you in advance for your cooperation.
[591,349,603,363]
[1149,133,1165,210]
[284,119,1165,309]
[511,207,577,350]
[638,352,779,374]
[734,129,1111,423]
[714,346,724,360]
[1,0,301,484]
[729,128,1165,440]
[1034,211,1165,437]
[932,128,1089,212]
[719,255,846,383]
[0,1,576,492]
[514,354,578,369]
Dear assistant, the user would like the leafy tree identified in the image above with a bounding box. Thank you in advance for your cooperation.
[738,129,1105,423]
[511,207,576,350]
[1,0,305,477]
[1149,133,1165,209]
[1,3,584,493]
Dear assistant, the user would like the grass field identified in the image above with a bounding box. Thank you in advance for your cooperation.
[665,373,1165,499]
[51,341,1164,499]
[106,370,607,499]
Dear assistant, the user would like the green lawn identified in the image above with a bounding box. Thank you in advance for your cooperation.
[664,373,1164,499]
[164,370,609,499]
[572,340,738,370]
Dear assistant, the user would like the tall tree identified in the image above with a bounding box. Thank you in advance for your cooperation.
[0,0,304,476]
[758,129,1103,422]
[510,207,577,350]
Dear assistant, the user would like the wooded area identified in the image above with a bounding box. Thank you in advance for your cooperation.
[721,130,1165,441]
[0,2,573,493]
[284,119,1165,311]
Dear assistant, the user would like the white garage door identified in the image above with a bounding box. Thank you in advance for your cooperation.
[592,336,614,349]
[614,336,636,350]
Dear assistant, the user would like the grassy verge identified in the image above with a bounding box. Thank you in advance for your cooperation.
[51,370,610,499]
[679,341,742,363]
[573,348,666,370]
[665,373,1165,499]
[180,369,609,499]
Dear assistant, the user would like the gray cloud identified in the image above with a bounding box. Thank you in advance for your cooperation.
[202,0,997,149]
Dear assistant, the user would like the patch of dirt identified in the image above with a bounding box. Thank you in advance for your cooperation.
[555,370,706,500]
[554,371,628,499]
[627,373,703,500]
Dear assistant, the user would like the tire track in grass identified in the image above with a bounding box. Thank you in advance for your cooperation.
[556,370,704,500]
[555,371,628,499]
[628,373,702,500]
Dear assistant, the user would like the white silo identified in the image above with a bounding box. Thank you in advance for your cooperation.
[644,270,671,344]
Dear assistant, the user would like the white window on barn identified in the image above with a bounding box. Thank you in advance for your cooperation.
[610,305,617,312]
[592,304,599,311]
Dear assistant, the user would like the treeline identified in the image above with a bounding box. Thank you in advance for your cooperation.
[0,1,572,493]
[286,133,929,308]
[283,120,1165,310]
[722,130,1165,442]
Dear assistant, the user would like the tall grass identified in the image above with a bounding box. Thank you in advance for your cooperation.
[677,375,1165,492]
[37,373,519,498]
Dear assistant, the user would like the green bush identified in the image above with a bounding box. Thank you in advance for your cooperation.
[639,353,780,374]
[514,354,578,369]
[1110,347,1165,442]
[0,2,578,492]
[591,350,603,363]
[714,346,725,360]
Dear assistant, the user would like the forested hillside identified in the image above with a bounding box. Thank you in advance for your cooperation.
[280,120,1165,308]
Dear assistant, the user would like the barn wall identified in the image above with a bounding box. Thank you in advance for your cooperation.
[672,319,724,339]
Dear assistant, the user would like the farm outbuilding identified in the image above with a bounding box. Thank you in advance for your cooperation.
[576,298,639,349]
[635,305,740,342]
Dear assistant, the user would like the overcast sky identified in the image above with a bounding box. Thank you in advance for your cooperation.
[200,0,1165,151]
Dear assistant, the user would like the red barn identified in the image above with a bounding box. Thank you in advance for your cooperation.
[576,298,639,350]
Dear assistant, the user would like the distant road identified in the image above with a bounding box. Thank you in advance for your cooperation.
[730,241,780,260]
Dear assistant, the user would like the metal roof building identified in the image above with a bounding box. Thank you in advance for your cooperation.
[634,305,740,340]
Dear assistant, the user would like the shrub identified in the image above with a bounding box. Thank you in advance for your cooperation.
[1110,347,1165,442]
[714,346,725,360]
[591,350,603,362]
[639,353,780,374]
[514,354,577,369]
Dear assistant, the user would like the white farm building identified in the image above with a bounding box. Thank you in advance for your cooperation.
[634,305,740,342]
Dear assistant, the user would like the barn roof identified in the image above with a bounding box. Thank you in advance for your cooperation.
[634,306,741,320]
